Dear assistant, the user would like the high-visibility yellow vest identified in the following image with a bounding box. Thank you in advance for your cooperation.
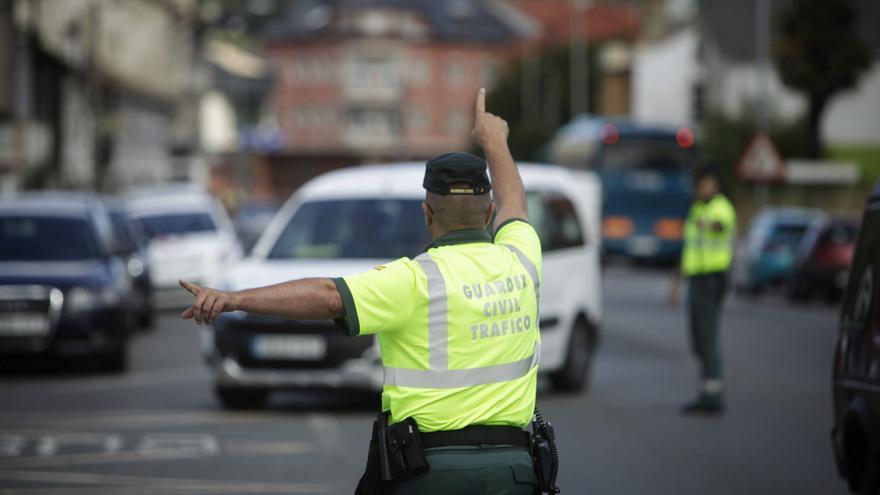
[681,194,737,276]
[334,220,541,432]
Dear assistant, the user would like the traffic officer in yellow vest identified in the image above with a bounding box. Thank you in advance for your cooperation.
[668,168,736,415]
[178,88,547,494]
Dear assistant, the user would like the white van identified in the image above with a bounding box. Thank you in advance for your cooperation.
[204,164,601,408]
[125,185,241,307]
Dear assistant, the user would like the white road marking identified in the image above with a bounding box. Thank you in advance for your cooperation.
[0,410,280,430]
[46,366,208,394]
[224,440,314,456]
[36,433,122,457]
[0,469,329,493]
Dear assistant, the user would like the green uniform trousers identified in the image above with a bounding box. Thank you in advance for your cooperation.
[687,272,728,380]
[392,445,537,495]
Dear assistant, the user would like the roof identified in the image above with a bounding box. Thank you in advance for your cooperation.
[511,0,640,44]
[296,162,590,201]
[265,0,526,44]
[754,207,820,224]
[123,186,217,217]
[702,0,880,61]
[0,191,101,218]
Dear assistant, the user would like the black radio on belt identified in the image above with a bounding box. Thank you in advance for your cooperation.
[378,413,430,480]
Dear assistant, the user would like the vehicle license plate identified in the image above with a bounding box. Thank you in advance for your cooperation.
[0,313,49,336]
[627,235,659,256]
[251,335,327,360]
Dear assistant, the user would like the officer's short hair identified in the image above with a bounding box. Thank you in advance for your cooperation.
[427,186,492,231]
[694,167,720,183]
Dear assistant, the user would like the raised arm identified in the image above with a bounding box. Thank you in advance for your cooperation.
[471,88,527,226]
[179,278,343,325]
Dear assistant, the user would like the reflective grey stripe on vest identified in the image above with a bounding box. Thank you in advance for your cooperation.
[385,251,540,389]
[384,342,541,389]
[503,244,540,310]
[414,253,447,370]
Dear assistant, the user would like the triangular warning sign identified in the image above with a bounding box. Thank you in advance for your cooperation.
[737,132,786,182]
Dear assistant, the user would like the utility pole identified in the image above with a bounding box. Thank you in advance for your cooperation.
[13,0,32,191]
[754,0,771,207]
[569,0,589,118]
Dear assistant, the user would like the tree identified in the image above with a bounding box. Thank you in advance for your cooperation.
[478,43,599,161]
[772,0,871,158]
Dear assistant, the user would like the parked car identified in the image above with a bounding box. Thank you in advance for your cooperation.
[109,203,155,328]
[0,192,135,371]
[203,163,603,409]
[832,182,880,494]
[788,214,860,302]
[233,200,280,254]
[124,185,242,308]
[733,208,818,295]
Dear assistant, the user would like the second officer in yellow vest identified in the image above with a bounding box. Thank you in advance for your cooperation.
[177,88,545,494]
[669,168,736,415]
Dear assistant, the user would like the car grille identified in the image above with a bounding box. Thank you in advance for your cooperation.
[215,317,374,370]
[0,285,61,343]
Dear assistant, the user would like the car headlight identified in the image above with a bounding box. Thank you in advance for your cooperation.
[127,257,145,278]
[66,286,122,312]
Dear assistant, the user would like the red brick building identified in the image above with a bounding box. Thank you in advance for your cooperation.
[263,0,532,165]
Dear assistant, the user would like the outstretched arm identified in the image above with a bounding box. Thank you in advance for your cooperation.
[179,278,343,325]
[471,88,527,226]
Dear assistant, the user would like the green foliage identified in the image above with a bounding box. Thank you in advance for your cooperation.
[700,105,810,192]
[828,145,880,183]
[772,0,871,157]
[475,43,600,161]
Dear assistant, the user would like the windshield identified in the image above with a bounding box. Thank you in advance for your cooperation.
[768,224,808,249]
[597,138,694,171]
[268,199,429,260]
[0,216,102,261]
[135,212,216,239]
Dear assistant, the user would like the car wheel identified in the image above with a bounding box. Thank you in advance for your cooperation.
[550,319,595,393]
[139,307,155,329]
[215,386,269,410]
[787,277,812,303]
[95,346,128,373]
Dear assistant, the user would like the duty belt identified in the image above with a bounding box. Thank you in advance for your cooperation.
[420,425,531,449]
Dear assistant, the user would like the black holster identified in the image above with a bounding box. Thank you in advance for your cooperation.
[355,413,429,495]
[531,410,560,494]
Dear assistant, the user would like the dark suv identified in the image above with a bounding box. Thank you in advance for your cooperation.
[832,181,880,494]
[0,193,135,371]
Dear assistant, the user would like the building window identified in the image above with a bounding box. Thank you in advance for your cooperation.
[446,108,466,133]
[288,58,337,85]
[408,57,430,85]
[350,57,399,89]
[289,107,338,129]
[446,56,466,87]
[480,58,498,88]
[405,106,429,131]
[348,108,398,136]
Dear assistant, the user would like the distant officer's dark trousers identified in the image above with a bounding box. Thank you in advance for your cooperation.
[391,445,537,495]
[687,272,728,385]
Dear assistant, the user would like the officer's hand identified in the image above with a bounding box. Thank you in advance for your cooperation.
[179,279,238,325]
[471,88,509,148]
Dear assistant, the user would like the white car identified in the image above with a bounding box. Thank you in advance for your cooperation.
[205,163,601,408]
[124,185,241,307]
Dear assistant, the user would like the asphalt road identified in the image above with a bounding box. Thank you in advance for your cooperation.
[0,266,845,494]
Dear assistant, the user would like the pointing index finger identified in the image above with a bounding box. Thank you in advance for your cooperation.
[475,88,486,115]
[179,279,201,296]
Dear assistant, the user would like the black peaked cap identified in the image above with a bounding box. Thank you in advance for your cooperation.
[423,152,492,195]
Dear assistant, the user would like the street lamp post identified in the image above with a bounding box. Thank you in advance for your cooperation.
[570,0,589,118]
